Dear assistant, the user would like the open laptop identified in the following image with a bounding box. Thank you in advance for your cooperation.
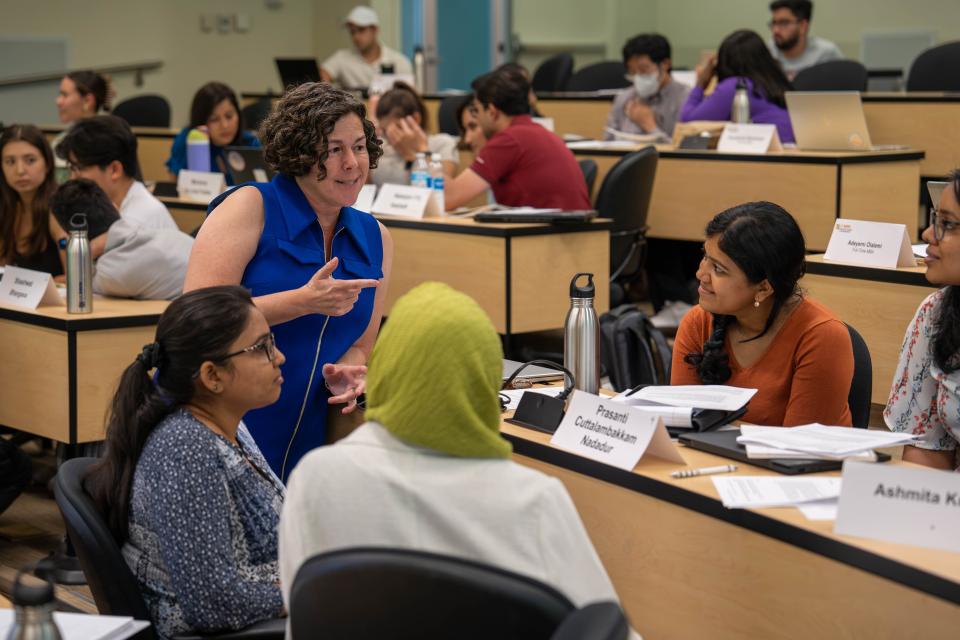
[474,208,597,224]
[224,146,274,184]
[786,91,906,152]
[503,359,564,384]
[275,58,321,90]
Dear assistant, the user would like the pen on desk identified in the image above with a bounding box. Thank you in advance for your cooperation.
[671,464,737,479]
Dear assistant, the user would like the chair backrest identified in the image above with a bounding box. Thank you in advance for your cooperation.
[792,60,868,92]
[565,62,630,92]
[112,95,171,128]
[594,146,658,275]
[289,547,574,640]
[241,98,274,133]
[845,323,872,429]
[532,54,574,93]
[906,41,960,91]
[437,94,472,136]
[578,159,598,198]
[53,458,156,632]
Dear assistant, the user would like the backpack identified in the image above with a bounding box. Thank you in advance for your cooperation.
[600,304,673,392]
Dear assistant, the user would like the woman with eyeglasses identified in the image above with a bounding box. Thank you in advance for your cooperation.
[886,172,960,470]
[86,286,287,639]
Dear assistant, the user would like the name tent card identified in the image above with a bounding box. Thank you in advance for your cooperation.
[823,218,914,268]
[717,123,782,153]
[0,266,62,310]
[835,460,960,553]
[352,184,377,213]
[371,184,440,219]
[177,170,226,203]
[550,390,684,471]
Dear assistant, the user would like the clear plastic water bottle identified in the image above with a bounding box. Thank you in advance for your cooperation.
[563,273,600,394]
[186,127,211,172]
[6,572,63,640]
[731,78,751,124]
[429,152,445,212]
[66,213,93,314]
[410,152,430,189]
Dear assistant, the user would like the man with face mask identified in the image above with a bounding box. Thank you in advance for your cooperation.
[766,0,841,81]
[604,34,689,141]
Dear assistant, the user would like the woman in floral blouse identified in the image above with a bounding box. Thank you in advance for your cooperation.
[886,172,960,470]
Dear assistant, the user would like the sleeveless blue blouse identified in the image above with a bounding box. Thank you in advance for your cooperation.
[208,174,383,481]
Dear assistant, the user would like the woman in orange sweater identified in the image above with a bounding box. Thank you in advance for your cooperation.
[671,201,853,426]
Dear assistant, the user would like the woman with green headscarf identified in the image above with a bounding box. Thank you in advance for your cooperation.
[279,282,630,621]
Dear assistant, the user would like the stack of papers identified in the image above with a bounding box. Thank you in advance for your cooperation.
[712,476,841,509]
[0,611,150,640]
[612,385,757,428]
[737,424,917,460]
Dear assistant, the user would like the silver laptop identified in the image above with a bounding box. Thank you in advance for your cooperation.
[502,359,564,384]
[786,91,903,152]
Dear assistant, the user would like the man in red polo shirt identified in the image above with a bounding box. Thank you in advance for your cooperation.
[444,67,591,211]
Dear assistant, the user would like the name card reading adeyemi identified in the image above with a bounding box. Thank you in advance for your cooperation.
[550,391,684,471]
[177,169,226,203]
[717,123,782,154]
[835,460,960,553]
[823,218,914,268]
[0,266,62,310]
[371,184,440,219]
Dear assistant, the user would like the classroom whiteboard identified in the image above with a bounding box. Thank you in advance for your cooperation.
[860,30,937,74]
[0,37,68,125]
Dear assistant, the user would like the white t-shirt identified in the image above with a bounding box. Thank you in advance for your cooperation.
[768,35,843,77]
[119,181,177,230]
[321,44,413,89]
[371,133,458,187]
[94,218,193,300]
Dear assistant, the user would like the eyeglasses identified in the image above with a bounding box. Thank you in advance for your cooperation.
[768,19,799,29]
[221,333,278,364]
[930,209,960,242]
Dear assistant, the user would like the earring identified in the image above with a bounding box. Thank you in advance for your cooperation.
[753,298,760,308]
[213,385,221,393]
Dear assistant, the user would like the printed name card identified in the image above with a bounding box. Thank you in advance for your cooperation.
[823,218,914,268]
[0,266,62,310]
[835,460,960,553]
[371,184,440,219]
[177,169,226,203]
[550,390,684,471]
[717,123,782,153]
[352,184,377,213]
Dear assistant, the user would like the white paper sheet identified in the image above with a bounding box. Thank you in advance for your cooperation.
[913,243,928,258]
[626,385,757,411]
[566,139,642,150]
[739,425,878,460]
[737,423,917,457]
[711,476,842,509]
[797,498,839,521]
[0,611,150,640]
[610,392,694,427]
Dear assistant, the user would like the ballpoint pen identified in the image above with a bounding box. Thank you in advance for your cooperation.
[671,464,737,479]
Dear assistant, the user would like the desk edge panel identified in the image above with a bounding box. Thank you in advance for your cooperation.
[804,261,937,287]
[0,308,163,331]
[573,149,925,164]
[378,218,612,237]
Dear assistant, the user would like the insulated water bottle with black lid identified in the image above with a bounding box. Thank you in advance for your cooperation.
[564,273,599,394]
[66,212,93,314]
[5,572,63,640]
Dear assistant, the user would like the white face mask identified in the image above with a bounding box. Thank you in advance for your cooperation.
[631,72,660,99]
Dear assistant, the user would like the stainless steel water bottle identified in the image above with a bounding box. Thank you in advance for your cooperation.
[5,573,63,640]
[563,273,600,394]
[731,78,751,124]
[66,213,93,314]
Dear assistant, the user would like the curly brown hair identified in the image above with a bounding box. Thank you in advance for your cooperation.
[259,82,382,179]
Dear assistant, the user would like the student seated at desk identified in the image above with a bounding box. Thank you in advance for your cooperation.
[53,70,112,178]
[57,115,177,230]
[0,124,66,276]
[456,94,487,154]
[767,0,842,81]
[605,33,689,141]
[672,201,853,426]
[166,82,259,186]
[443,67,591,211]
[680,30,795,143]
[886,172,960,470]
[370,82,457,186]
[279,282,637,637]
[50,179,192,300]
[86,286,286,639]
[321,5,412,90]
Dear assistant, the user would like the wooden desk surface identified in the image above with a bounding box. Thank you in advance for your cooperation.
[0,296,168,330]
[376,213,612,237]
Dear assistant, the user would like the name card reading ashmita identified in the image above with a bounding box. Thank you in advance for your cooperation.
[550,390,684,471]
[823,218,914,268]
[835,460,960,553]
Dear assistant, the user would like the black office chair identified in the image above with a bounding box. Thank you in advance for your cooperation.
[532,54,575,93]
[906,41,960,91]
[578,158,598,197]
[566,62,631,92]
[54,457,284,640]
[594,147,658,307]
[792,60,868,92]
[289,547,629,640]
[437,94,472,136]
[241,99,273,133]
[112,95,172,128]
[845,323,873,429]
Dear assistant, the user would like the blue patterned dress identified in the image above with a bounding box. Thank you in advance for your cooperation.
[123,409,286,639]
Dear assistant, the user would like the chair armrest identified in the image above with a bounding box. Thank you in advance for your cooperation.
[551,602,629,640]
[174,617,286,640]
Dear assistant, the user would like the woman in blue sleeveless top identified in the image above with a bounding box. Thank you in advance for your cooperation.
[183,83,393,481]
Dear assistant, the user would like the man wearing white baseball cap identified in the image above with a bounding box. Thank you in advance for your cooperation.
[320,5,413,90]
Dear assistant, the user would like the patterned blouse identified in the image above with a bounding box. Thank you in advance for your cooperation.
[885,289,960,469]
[122,409,286,639]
